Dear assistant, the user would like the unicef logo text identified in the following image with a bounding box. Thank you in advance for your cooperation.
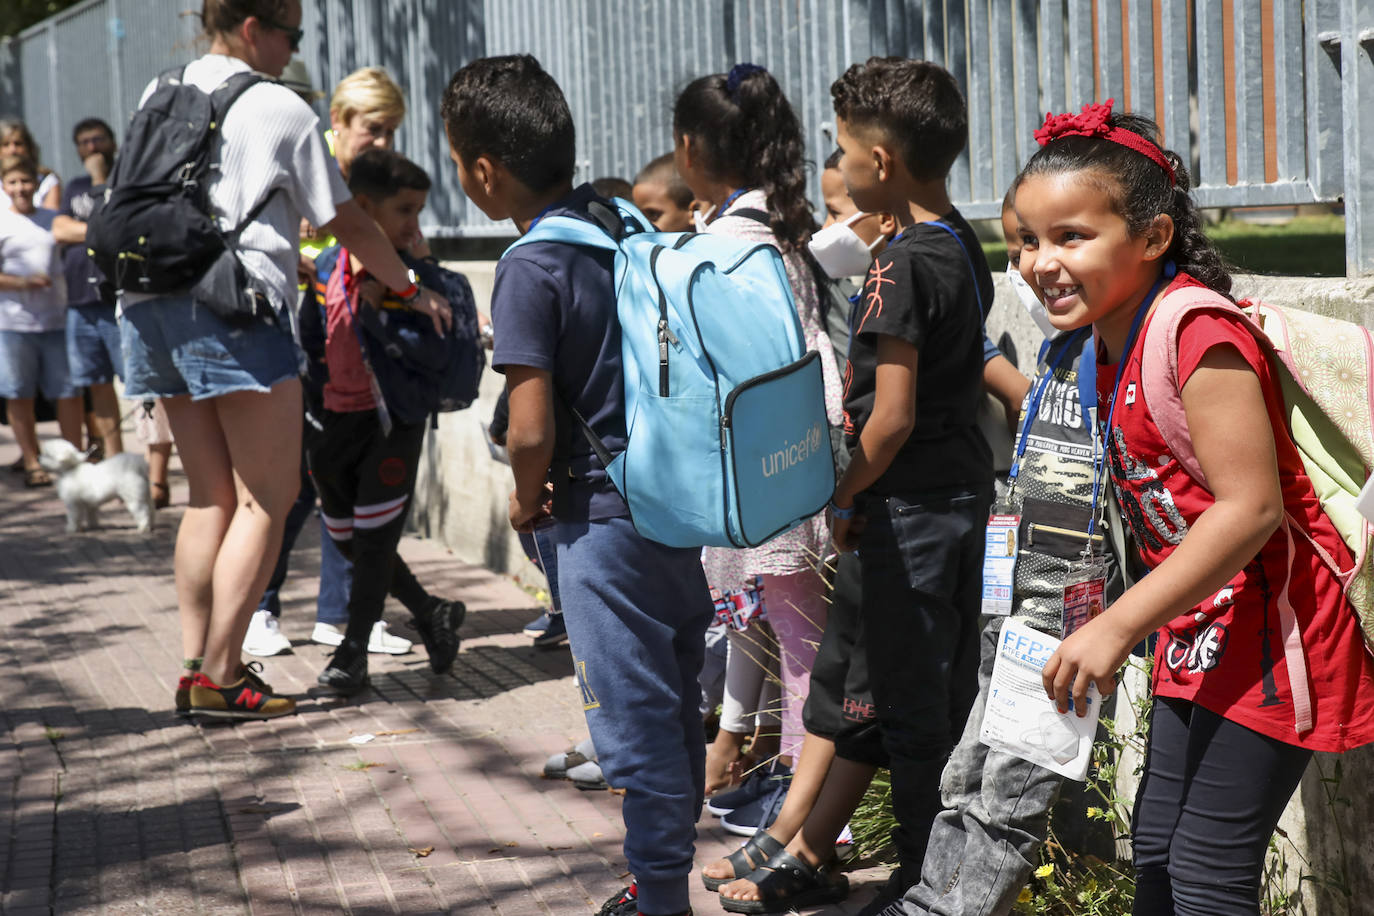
[761,423,825,478]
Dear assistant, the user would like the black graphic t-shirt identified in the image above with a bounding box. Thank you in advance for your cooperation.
[842,210,993,494]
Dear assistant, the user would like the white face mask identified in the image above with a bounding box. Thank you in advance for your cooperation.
[808,211,885,279]
[692,206,712,233]
[1007,260,1061,340]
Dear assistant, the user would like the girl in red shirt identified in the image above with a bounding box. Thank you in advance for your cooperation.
[1013,104,1374,916]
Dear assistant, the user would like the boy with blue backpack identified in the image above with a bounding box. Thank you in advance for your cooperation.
[440,55,716,916]
[309,148,480,695]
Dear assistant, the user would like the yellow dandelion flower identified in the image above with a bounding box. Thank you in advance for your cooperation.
[1035,864,1055,879]
[1017,888,1033,904]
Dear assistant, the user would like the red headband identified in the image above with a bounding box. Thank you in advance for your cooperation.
[1034,99,1176,186]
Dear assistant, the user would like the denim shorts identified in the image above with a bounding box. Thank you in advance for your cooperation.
[121,294,297,401]
[0,328,77,400]
[66,302,124,386]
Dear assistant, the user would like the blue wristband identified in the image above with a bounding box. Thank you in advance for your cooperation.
[829,500,855,520]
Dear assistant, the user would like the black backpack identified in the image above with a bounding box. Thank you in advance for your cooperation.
[87,66,276,324]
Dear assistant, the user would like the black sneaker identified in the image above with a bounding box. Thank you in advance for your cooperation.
[598,883,691,916]
[414,598,465,674]
[597,885,638,916]
[317,639,370,695]
[532,612,568,649]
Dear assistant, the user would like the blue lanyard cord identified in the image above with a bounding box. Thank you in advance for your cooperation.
[709,188,748,223]
[527,201,559,232]
[1007,327,1091,483]
[1087,275,1169,540]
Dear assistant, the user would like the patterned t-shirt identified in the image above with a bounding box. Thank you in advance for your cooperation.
[1101,275,1374,751]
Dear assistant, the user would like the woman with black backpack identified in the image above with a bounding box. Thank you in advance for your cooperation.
[114,0,450,721]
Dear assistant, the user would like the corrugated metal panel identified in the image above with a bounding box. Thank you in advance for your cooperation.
[2,0,1368,271]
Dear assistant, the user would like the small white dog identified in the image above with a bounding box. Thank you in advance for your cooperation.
[38,439,154,533]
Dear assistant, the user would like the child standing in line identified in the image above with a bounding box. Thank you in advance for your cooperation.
[310,148,467,695]
[896,189,1126,916]
[441,55,714,916]
[673,64,843,809]
[632,153,698,233]
[1019,103,1374,916]
[824,57,996,910]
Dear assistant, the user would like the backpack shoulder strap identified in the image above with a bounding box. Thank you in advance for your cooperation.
[209,70,269,126]
[1138,286,1261,488]
[504,216,622,255]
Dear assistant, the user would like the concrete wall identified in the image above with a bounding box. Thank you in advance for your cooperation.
[416,262,1374,911]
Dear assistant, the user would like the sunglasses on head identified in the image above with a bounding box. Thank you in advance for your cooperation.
[260,17,303,51]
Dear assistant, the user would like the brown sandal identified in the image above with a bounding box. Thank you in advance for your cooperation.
[152,482,170,509]
[24,467,51,487]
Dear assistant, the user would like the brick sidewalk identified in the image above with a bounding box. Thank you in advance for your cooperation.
[0,421,884,915]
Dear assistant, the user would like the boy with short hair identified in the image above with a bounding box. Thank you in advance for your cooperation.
[826,57,995,907]
[440,55,714,916]
[0,154,82,485]
[632,153,697,232]
[309,147,465,695]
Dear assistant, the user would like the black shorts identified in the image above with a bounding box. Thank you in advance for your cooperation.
[802,551,887,767]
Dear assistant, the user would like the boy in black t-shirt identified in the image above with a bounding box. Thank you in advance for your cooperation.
[825,58,995,906]
[440,56,714,916]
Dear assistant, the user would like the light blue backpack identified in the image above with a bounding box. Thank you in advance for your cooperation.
[505,198,834,548]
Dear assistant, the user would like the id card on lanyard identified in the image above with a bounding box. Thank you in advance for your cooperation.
[1064,275,1168,635]
[981,330,1088,616]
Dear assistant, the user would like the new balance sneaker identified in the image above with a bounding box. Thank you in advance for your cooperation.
[317,639,369,695]
[567,758,609,790]
[188,672,296,720]
[413,598,465,674]
[311,621,412,655]
[242,609,293,657]
[532,612,568,649]
[543,736,597,779]
[174,674,193,717]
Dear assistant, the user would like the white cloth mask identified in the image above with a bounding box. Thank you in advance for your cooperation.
[693,205,713,233]
[1007,261,1061,340]
[808,212,885,279]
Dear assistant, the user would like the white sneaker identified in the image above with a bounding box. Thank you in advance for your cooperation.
[310,620,413,654]
[367,620,413,655]
[311,621,345,647]
[242,609,293,657]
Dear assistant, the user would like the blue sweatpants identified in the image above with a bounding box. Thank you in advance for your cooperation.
[554,516,714,915]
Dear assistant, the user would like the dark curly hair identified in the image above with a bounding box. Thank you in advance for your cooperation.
[830,57,967,183]
[672,66,814,252]
[440,55,576,194]
[1017,112,1232,296]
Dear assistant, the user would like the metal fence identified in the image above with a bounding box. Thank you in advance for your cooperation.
[2,0,1371,274]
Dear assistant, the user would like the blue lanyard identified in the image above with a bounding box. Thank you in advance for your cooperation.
[709,188,748,223]
[1008,327,1091,483]
[1087,275,1169,539]
[527,201,559,232]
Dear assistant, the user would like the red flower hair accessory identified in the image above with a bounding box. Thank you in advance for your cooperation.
[1034,98,1176,186]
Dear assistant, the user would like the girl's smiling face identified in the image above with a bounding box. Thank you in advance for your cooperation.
[1014,170,1170,334]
